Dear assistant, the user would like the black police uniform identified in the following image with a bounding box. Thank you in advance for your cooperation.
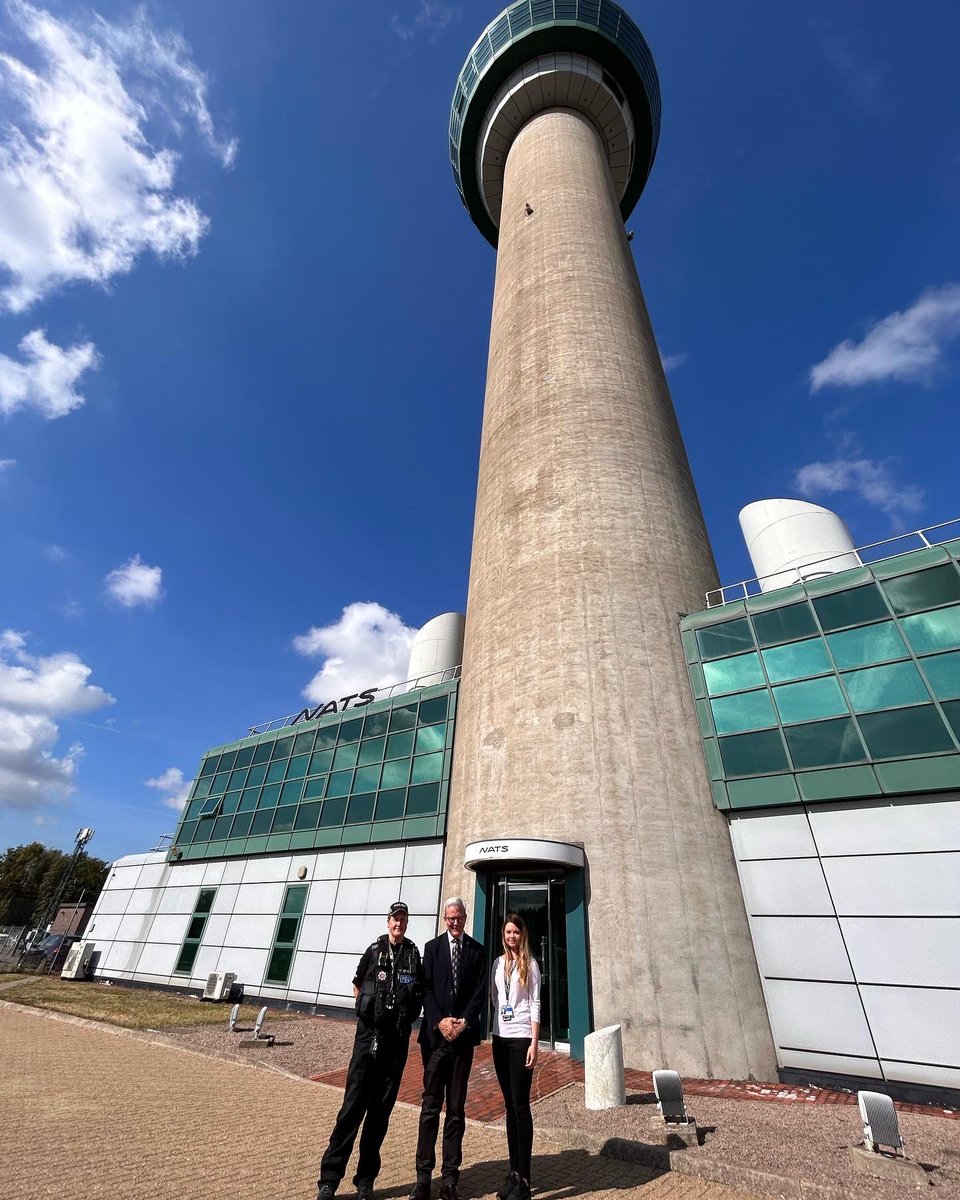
[318,934,423,1191]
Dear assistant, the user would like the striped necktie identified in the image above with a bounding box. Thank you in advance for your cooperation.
[451,935,461,993]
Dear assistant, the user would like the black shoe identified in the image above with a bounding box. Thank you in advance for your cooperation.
[439,1181,459,1200]
[496,1173,516,1200]
[356,1183,374,1200]
[317,1186,336,1200]
[514,1179,531,1200]
[409,1182,430,1200]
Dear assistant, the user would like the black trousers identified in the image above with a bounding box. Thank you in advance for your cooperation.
[492,1036,534,1182]
[319,1025,409,1187]
[414,1041,475,1183]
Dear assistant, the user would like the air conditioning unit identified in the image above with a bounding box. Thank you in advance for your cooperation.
[202,971,237,1001]
[61,941,95,980]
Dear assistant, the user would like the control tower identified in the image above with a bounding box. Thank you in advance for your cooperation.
[443,1,775,1077]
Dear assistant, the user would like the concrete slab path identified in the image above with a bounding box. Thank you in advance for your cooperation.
[1,1003,757,1200]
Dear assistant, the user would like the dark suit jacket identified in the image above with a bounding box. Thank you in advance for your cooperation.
[417,931,486,1051]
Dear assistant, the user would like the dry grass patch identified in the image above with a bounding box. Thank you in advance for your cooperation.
[2,976,303,1030]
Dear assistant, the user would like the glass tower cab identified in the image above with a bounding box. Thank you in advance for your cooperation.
[465,839,590,1057]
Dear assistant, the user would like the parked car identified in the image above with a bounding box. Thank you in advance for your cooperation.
[20,933,79,971]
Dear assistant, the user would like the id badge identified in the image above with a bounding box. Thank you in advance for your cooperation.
[500,1004,514,1023]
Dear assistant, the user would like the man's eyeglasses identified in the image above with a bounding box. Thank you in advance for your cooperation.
[444,913,465,924]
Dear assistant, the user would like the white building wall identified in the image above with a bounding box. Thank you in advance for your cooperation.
[86,842,444,1009]
[729,794,960,1089]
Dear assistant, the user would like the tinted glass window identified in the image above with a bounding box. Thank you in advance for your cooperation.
[718,729,788,777]
[843,661,930,712]
[406,782,440,815]
[363,711,390,738]
[761,638,831,684]
[271,735,294,760]
[234,746,254,769]
[827,621,907,669]
[882,565,960,615]
[901,605,960,654]
[703,653,765,696]
[419,696,448,725]
[415,723,446,754]
[813,585,888,631]
[921,651,960,701]
[710,690,777,735]
[339,718,363,745]
[858,706,955,758]
[751,602,819,646]
[696,618,754,660]
[784,718,866,769]
[773,677,848,724]
[375,790,406,820]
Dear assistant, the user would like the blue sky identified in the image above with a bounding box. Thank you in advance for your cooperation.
[1,0,958,863]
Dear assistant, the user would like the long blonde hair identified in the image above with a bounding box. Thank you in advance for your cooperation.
[501,912,531,989]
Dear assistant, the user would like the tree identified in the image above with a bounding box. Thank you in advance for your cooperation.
[0,842,109,928]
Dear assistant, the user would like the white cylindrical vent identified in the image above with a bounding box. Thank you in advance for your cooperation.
[407,612,465,683]
[739,500,861,593]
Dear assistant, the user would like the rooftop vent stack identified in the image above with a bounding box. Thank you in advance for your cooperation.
[407,612,465,683]
[739,500,861,594]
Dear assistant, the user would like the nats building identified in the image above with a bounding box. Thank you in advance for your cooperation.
[86,0,960,1101]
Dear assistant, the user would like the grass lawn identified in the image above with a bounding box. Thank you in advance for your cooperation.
[1,976,303,1029]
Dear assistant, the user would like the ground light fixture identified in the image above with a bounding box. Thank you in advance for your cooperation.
[857,1090,905,1156]
[652,1069,688,1124]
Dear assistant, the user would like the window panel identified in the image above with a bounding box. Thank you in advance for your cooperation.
[178,820,199,842]
[320,797,348,826]
[703,652,764,696]
[209,772,229,796]
[718,729,789,777]
[315,725,339,750]
[710,689,777,735]
[199,755,219,777]
[942,700,960,740]
[418,696,448,725]
[813,584,889,631]
[266,946,293,983]
[185,798,206,821]
[375,789,406,820]
[294,802,322,831]
[221,793,241,815]
[785,718,866,768]
[695,618,754,660]
[175,944,199,974]
[386,730,415,760]
[308,749,334,776]
[194,817,215,842]
[218,750,238,774]
[303,775,328,800]
[882,565,960,616]
[276,916,299,943]
[901,605,960,654]
[390,704,419,732]
[358,737,385,765]
[411,752,443,784]
[230,812,253,838]
[280,781,303,805]
[199,795,222,818]
[265,760,287,785]
[338,718,363,745]
[415,723,447,754]
[752,602,818,647]
[353,765,381,793]
[761,638,831,684]
[827,621,907,669]
[212,815,233,840]
[271,735,294,760]
[250,809,274,835]
[363,711,390,738]
[286,754,309,780]
[196,890,217,915]
[843,661,930,712]
[193,776,212,799]
[333,743,360,771]
[858,705,955,759]
[187,917,206,940]
[406,782,440,815]
[921,651,960,701]
[237,788,259,812]
[773,677,848,724]
[293,731,316,756]
[381,759,411,789]
[272,805,296,833]
[252,742,273,765]
[228,768,248,791]
[245,763,267,789]
[326,770,353,798]
[347,794,375,823]
[258,783,281,808]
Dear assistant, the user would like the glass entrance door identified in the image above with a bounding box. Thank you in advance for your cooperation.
[491,874,569,1047]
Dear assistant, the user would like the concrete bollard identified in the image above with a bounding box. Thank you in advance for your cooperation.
[584,1024,626,1110]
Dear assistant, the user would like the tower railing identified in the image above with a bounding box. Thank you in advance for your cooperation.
[247,665,462,736]
[706,517,960,609]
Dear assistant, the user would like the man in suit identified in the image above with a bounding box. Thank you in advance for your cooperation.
[410,895,486,1200]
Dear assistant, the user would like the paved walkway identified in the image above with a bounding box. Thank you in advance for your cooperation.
[1,1003,756,1200]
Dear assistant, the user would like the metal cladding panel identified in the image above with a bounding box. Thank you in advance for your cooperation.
[763,979,876,1058]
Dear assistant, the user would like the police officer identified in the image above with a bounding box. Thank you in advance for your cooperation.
[317,901,423,1200]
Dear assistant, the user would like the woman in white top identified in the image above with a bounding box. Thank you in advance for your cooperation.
[491,912,541,1200]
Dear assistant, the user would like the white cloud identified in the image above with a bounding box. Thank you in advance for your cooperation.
[0,329,99,418]
[45,543,67,561]
[391,1,460,41]
[294,601,417,704]
[660,352,687,373]
[0,1,235,312]
[145,765,190,812]
[795,455,925,526]
[0,628,113,811]
[104,554,163,607]
[0,457,15,473]
[810,284,960,391]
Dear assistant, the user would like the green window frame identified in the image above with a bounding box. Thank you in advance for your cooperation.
[265,884,308,985]
[174,888,217,975]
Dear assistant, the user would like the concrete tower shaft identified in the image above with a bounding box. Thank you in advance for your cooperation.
[445,6,776,1080]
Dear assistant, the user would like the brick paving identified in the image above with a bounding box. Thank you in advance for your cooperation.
[1,1002,757,1200]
